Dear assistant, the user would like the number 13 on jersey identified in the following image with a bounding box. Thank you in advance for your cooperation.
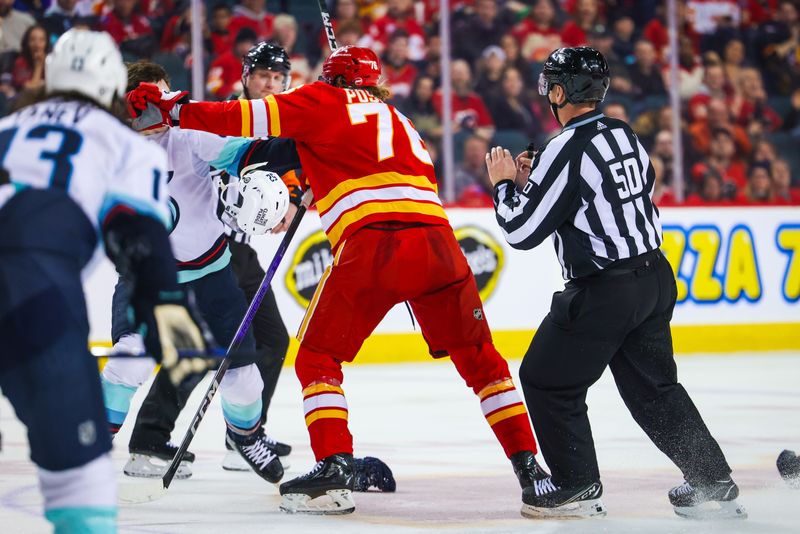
[346,101,433,166]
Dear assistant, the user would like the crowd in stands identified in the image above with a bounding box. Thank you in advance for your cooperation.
[0,0,798,205]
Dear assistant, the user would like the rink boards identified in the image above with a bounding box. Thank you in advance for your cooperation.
[83,206,800,362]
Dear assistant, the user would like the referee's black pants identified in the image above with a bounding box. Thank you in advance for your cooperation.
[519,250,732,489]
[127,240,290,448]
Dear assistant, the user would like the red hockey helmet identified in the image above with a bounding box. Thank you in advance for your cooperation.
[321,46,382,87]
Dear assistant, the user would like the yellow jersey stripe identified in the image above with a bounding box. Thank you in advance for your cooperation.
[485,404,527,426]
[297,265,332,343]
[305,408,349,426]
[265,95,280,137]
[302,382,344,397]
[317,172,438,214]
[239,99,251,137]
[478,379,516,401]
[324,200,449,249]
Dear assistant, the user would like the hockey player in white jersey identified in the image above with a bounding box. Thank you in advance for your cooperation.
[0,30,212,533]
[100,60,300,484]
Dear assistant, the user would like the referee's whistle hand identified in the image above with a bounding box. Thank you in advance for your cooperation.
[485,146,516,186]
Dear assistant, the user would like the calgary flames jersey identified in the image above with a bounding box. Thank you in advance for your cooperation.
[179,81,448,250]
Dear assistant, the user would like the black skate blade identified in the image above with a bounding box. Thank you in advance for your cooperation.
[673,499,748,520]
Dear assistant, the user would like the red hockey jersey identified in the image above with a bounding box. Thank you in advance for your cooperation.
[179,81,448,250]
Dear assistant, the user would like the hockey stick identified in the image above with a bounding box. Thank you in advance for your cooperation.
[318,0,338,51]
[119,190,314,504]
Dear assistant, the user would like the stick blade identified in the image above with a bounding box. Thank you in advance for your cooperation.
[117,479,167,504]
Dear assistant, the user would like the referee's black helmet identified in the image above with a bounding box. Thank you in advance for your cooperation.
[242,42,291,91]
[538,47,610,104]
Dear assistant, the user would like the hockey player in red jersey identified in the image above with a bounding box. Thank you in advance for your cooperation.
[128,45,545,516]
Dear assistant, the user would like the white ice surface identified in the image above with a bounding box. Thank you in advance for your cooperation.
[1,353,799,533]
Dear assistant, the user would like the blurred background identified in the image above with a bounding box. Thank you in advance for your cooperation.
[2,0,798,207]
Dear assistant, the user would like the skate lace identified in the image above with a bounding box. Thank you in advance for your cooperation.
[296,460,326,480]
[264,434,278,446]
[673,481,694,496]
[534,477,558,496]
[242,438,278,469]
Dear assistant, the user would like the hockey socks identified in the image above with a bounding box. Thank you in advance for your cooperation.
[302,381,352,461]
[100,377,137,435]
[477,379,537,458]
[40,455,117,534]
[219,364,264,434]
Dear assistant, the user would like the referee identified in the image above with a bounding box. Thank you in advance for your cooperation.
[485,47,746,521]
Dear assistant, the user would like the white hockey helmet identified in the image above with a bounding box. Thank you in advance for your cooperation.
[45,29,127,109]
[223,163,290,235]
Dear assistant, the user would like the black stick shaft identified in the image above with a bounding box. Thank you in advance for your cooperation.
[161,191,313,489]
[317,0,338,51]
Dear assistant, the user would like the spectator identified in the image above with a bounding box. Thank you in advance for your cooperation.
[772,159,800,203]
[12,24,48,92]
[650,155,676,205]
[688,63,728,121]
[782,87,800,132]
[360,0,426,61]
[611,15,636,63]
[229,0,273,41]
[319,0,364,52]
[755,0,800,95]
[738,162,774,203]
[433,59,495,141]
[691,128,747,193]
[454,134,492,203]
[397,75,441,141]
[752,138,778,164]
[209,3,233,57]
[99,0,156,60]
[669,34,705,100]
[383,30,418,100]
[498,33,536,92]
[651,129,677,187]
[0,0,35,54]
[722,38,747,90]
[41,0,81,41]
[732,68,782,132]
[587,24,632,97]
[513,0,562,63]
[417,33,441,82]
[628,39,666,100]
[486,66,538,139]
[474,45,505,103]
[205,27,256,100]
[603,101,628,122]
[160,1,200,56]
[688,97,751,155]
[561,0,602,47]
[452,0,512,64]
[685,169,729,205]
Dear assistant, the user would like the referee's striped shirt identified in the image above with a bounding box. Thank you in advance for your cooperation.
[493,110,662,279]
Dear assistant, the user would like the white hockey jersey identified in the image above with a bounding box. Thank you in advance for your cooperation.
[0,98,170,243]
[146,127,250,283]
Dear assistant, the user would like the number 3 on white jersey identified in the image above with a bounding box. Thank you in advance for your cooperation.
[347,103,433,166]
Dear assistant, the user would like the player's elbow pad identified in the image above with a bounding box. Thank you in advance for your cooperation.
[102,211,179,302]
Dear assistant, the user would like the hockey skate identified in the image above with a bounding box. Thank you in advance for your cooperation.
[669,479,747,519]
[124,442,195,480]
[279,453,356,515]
[521,478,607,519]
[511,450,549,489]
[222,432,291,471]
[777,450,800,488]
[353,456,396,492]
[225,428,284,483]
